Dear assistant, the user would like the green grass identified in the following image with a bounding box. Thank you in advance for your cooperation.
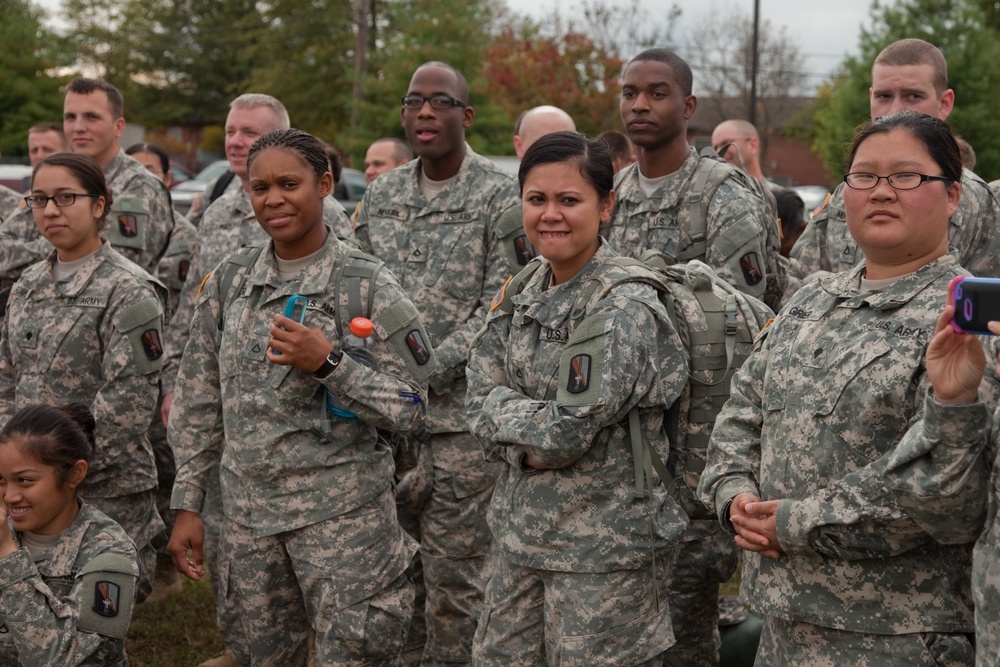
[126,577,225,666]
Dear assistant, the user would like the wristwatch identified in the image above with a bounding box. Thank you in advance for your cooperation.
[312,347,344,379]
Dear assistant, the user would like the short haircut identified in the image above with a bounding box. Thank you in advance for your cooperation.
[373,137,413,163]
[66,78,124,118]
[125,142,170,176]
[873,39,948,94]
[29,122,66,139]
[229,94,291,130]
[415,61,470,104]
[717,119,759,140]
[519,131,613,202]
[846,110,961,184]
[248,128,329,182]
[596,130,634,162]
[624,49,693,96]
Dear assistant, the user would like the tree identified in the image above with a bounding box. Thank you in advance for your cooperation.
[247,0,356,143]
[347,0,505,160]
[812,0,1000,181]
[682,3,808,157]
[483,19,623,138]
[0,0,67,156]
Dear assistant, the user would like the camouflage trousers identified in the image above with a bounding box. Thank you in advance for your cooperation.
[755,616,975,667]
[662,520,740,667]
[472,552,677,667]
[148,389,175,553]
[89,488,164,604]
[216,489,417,667]
[396,431,498,667]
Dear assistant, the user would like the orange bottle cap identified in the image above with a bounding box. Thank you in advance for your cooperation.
[350,317,374,338]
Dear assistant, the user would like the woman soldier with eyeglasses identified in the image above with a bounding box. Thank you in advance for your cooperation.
[698,110,996,666]
[0,152,166,604]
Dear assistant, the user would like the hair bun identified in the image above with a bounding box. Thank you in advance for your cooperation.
[58,402,97,449]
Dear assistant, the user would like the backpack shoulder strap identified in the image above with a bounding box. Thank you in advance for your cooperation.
[332,248,383,336]
[681,152,726,262]
[491,257,545,316]
[217,245,265,333]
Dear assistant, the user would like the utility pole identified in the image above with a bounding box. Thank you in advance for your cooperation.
[351,0,370,131]
[749,0,759,126]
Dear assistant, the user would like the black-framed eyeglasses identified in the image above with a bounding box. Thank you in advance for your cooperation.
[843,172,953,191]
[401,94,467,111]
[24,193,101,209]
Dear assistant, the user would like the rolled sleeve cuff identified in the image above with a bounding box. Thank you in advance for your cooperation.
[715,478,760,530]
[170,481,207,514]
[924,392,990,448]
[775,498,819,558]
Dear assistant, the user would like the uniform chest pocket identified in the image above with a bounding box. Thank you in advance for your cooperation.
[14,308,88,372]
[645,218,682,260]
[812,338,914,460]
[417,219,485,297]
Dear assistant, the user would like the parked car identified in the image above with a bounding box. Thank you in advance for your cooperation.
[0,164,32,194]
[334,168,366,212]
[792,185,833,220]
[170,159,231,215]
[169,162,194,186]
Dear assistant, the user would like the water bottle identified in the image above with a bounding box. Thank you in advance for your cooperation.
[326,317,375,420]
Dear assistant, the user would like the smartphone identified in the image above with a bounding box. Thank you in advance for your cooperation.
[284,294,309,324]
[949,276,1000,335]
[274,295,308,356]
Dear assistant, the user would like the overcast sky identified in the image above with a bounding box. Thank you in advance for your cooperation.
[506,0,876,92]
[35,0,876,93]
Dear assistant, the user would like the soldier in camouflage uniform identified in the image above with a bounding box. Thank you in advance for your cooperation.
[467,133,689,666]
[0,404,140,667]
[882,305,1000,666]
[607,49,781,312]
[603,48,777,667]
[791,39,1000,286]
[168,129,434,665]
[125,140,198,601]
[0,185,20,222]
[0,79,177,316]
[352,62,523,667]
[698,113,988,665]
[0,153,166,603]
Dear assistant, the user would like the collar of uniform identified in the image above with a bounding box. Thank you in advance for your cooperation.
[103,149,128,185]
[409,146,490,214]
[514,239,617,326]
[616,146,698,211]
[245,225,343,296]
[234,188,255,220]
[818,251,961,311]
[18,501,95,577]
[38,241,113,298]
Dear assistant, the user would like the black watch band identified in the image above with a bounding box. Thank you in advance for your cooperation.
[312,348,344,379]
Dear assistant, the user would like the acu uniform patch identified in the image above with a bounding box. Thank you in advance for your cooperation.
[490,276,513,313]
[141,329,163,360]
[77,552,137,639]
[93,581,120,617]
[739,251,763,285]
[108,195,148,250]
[566,354,591,393]
[405,330,431,365]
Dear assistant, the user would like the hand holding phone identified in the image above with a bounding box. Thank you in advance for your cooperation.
[948,276,1000,335]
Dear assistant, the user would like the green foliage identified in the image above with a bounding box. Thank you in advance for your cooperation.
[0,0,68,157]
[345,0,504,161]
[812,0,1000,181]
